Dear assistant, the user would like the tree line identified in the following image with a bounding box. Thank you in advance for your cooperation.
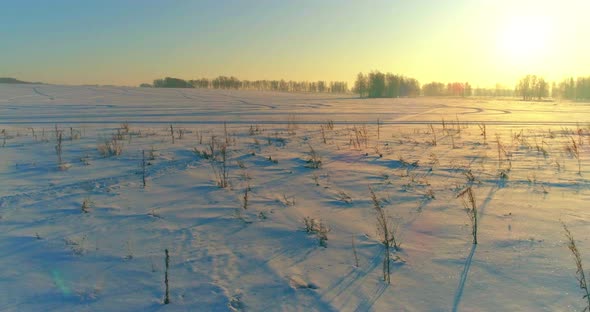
[515,75,590,101]
[422,82,473,97]
[0,77,40,84]
[146,76,349,94]
[151,77,193,88]
[516,75,549,101]
[144,73,590,101]
[353,72,420,98]
[552,77,590,101]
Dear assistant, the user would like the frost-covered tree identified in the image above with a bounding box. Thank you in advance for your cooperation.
[354,72,368,98]
[368,71,386,98]
[516,75,547,101]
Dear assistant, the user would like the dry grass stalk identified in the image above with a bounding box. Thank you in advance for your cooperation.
[352,235,359,267]
[55,129,63,166]
[98,137,123,157]
[169,124,175,144]
[320,125,327,144]
[369,185,398,284]
[325,120,334,130]
[81,197,93,213]
[164,249,170,304]
[242,185,249,210]
[212,143,229,188]
[566,137,582,174]
[478,123,487,145]
[428,124,437,146]
[303,217,330,247]
[457,187,477,244]
[142,150,147,188]
[306,143,322,169]
[562,222,590,311]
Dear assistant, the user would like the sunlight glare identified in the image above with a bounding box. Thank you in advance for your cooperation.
[497,15,554,66]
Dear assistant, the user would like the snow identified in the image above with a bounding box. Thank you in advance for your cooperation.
[1,83,589,311]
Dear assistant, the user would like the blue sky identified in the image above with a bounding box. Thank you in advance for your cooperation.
[2,0,589,86]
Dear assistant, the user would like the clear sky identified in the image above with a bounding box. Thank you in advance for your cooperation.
[2,0,589,87]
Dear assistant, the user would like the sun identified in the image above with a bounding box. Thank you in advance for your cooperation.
[497,15,553,66]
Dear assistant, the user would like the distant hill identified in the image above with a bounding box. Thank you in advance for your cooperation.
[0,77,41,84]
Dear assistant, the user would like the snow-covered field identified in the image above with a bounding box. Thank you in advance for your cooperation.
[1,84,590,311]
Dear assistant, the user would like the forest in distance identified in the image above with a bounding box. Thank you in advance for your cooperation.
[144,72,590,101]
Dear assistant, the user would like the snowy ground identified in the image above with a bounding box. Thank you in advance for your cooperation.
[1,84,590,311]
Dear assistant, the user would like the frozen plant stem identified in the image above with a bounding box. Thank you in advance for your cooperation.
[562,222,590,311]
[429,124,437,146]
[142,150,146,188]
[320,125,327,144]
[496,134,502,169]
[242,185,249,210]
[369,186,397,284]
[457,187,477,244]
[306,143,322,169]
[29,128,37,141]
[55,129,63,166]
[352,235,359,268]
[170,124,175,144]
[571,137,581,175]
[224,121,229,145]
[219,144,229,187]
[478,123,487,145]
[164,249,170,304]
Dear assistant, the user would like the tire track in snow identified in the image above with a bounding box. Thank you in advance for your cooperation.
[321,250,383,309]
[0,155,199,214]
[353,282,388,312]
[32,87,54,100]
